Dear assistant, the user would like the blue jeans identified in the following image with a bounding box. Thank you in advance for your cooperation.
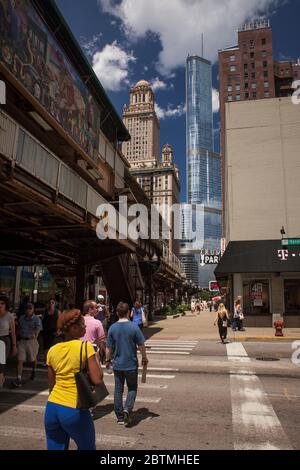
[114,369,138,420]
[44,402,96,450]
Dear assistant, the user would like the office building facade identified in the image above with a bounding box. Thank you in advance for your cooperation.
[180,56,222,288]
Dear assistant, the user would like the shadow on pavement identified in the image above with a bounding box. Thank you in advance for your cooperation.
[127,407,160,428]
[142,327,163,340]
[92,403,115,421]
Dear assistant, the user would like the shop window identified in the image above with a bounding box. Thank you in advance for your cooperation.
[243,280,270,315]
[284,280,300,314]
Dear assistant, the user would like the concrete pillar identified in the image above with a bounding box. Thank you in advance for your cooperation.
[14,267,22,307]
[75,265,88,310]
[271,275,284,322]
[233,273,243,303]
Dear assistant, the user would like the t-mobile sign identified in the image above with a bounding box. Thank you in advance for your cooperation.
[0,80,6,105]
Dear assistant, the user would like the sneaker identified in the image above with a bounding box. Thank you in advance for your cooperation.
[30,370,36,381]
[117,418,125,425]
[11,379,22,388]
[124,409,132,426]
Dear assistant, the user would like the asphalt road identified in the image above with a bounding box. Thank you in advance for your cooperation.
[0,339,300,451]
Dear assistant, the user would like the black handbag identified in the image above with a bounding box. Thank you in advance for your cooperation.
[75,341,109,410]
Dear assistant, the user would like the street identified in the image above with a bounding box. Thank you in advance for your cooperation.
[0,313,300,451]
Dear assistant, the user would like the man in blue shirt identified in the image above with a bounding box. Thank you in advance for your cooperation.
[12,303,42,387]
[106,302,148,426]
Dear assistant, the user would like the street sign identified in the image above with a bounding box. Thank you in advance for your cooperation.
[209,281,220,292]
[282,238,300,247]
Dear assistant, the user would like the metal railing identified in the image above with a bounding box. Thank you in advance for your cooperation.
[0,110,106,217]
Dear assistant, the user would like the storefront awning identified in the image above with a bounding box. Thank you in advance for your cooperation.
[215,240,300,276]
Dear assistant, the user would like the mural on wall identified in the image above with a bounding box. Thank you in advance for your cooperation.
[0,0,100,161]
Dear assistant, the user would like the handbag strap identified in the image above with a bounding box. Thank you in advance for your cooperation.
[79,341,85,372]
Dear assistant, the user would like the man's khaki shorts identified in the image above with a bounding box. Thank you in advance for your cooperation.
[17,339,39,362]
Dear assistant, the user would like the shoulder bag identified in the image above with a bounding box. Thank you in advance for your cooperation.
[75,341,109,410]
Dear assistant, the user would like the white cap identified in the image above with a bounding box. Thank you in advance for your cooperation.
[97,295,104,301]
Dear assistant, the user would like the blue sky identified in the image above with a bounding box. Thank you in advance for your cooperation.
[56,0,300,201]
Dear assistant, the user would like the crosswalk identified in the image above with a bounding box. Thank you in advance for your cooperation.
[0,347,185,450]
[144,339,198,355]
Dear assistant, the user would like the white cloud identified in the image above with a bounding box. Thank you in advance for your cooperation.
[92,41,136,92]
[212,88,220,114]
[80,33,103,58]
[151,77,168,92]
[98,0,279,74]
[155,103,185,120]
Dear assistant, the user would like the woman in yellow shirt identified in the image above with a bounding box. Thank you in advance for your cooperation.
[44,309,103,450]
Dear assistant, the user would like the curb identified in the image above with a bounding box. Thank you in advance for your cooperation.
[233,336,300,342]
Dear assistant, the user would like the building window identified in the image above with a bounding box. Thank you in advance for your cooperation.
[252,92,257,98]
[245,92,249,99]
[236,84,240,91]
[263,61,268,68]
[236,94,241,101]
[251,72,256,79]
[261,38,266,45]
[230,65,236,72]
[244,63,248,70]
[250,52,255,59]
[227,85,233,92]
[250,40,255,48]
[262,50,267,58]
[230,55,236,62]
[264,81,269,88]
[245,82,249,89]
[243,53,248,60]
[251,62,255,69]
[243,281,270,315]
[264,91,270,98]
[227,96,233,102]
[244,73,249,80]
[251,83,257,89]
[284,280,300,315]
[236,75,241,82]
[264,71,269,78]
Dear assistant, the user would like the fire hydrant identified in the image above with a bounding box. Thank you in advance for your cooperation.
[274,320,284,337]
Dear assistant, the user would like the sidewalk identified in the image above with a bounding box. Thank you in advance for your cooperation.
[147,310,300,342]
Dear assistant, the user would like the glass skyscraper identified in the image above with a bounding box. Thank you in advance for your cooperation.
[180,55,222,288]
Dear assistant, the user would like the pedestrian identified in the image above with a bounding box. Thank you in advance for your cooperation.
[130,300,147,329]
[233,296,245,331]
[81,300,106,361]
[0,296,17,389]
[105,302,149,426]
[42,298,60,365]
[95,294,107,324]
[214,303,230,344]
[11,303,42,387]
[17,294,30,319]
[103,305,117,335]
[44,309,103,450]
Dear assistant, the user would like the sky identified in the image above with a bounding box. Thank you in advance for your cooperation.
[56,0,300,201]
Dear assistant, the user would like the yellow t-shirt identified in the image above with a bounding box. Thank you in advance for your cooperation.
[47,340,95,409]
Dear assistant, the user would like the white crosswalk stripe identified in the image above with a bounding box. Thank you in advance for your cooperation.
[0,426,137,448]
[144,340,198,355]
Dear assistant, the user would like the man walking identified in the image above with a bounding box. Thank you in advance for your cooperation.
[81,300,106,357]
[105,302,148,426]
[11,303,42,387]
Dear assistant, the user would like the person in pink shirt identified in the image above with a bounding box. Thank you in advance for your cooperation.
[81,300,106,355]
